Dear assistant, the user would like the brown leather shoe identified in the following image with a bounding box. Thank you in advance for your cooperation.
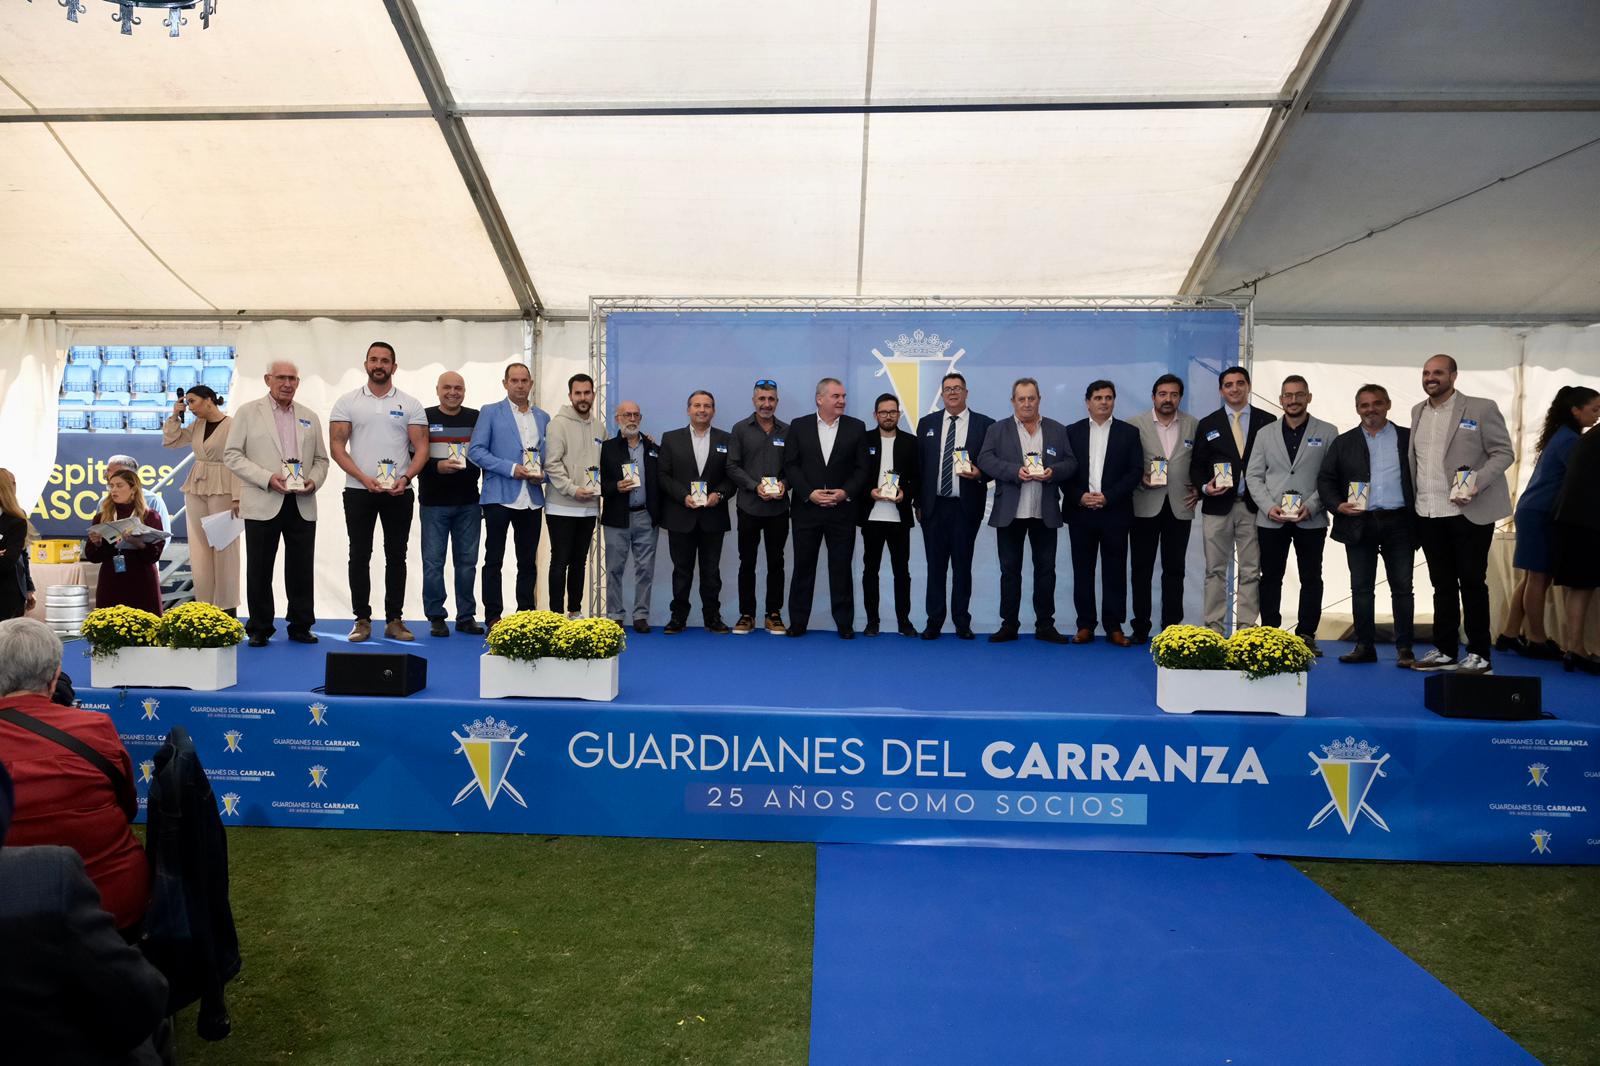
[384,619,415,641]
[1107,630,1132,648]
[1073,628,1095,644]
[348,618,372,642]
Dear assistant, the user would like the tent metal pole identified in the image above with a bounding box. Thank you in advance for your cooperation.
[381,0,542,319]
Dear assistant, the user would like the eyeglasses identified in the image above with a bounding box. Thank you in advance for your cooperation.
[942,384,967,394]
[1282,392,1310,401]
[754,379,777,389]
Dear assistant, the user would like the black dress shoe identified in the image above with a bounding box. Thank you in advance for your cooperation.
[1395,646,1416,668]
[921,628,940,641]
[287,632,319,645]
[956,628,975,640]
[430,620,451,638]
[1564,652,1600,675]
[1339,644,1378,664]
[1035,628,1070,645]
[838,628,855,640]
[863,622,880,637]
[456,619,485,635]
[988,627,1019,644]
[785,627,808,638]
[1129,632,1150,645]
[705,619,731,634]
[247,634,269,647]
[898,622,919,638]
[663,619,686,635]
[1524,639,1563,661]
[633,619,651,634]
[1494,633,1526,654]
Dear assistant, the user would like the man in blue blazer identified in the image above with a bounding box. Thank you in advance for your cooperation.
[1064,380,1145,644]
[467,362,551,625]
[976,378,1077,643]
[915,372,995,640]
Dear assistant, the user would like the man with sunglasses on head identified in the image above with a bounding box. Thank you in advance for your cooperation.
[726,379,791,635]
[916,373,995,640]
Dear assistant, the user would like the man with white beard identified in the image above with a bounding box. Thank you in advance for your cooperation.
[598,400,660,632]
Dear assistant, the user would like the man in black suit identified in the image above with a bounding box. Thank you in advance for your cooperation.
[0,762,170,1066]
[656,390,735,634]
[785,377,871,638]
[976,377,1077,643]
[1065,379,1145,645]
[599,400,661,633]
[858,393,921,637]
[916,372,995,640]
[1190,366,1277,634]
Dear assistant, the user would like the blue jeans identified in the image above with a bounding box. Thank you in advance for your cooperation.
[421,504,481,621]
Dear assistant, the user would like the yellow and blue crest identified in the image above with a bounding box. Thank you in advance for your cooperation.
[140,698,160,721]
[872,329,965,420]
[219,791,242,818]
[1530,829,1552,855]
[223,729,244,753]
[451,717,528,811]
[308,764,329,789]
[308,702,330,726]
[1308,737,1390,834]
[1526,762,1549,787]
[139,759,155,784]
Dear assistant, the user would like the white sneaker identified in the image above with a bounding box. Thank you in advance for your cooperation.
[1410,650,1458,671]
[1456,653,1493,675]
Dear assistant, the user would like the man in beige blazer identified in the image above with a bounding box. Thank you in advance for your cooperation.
[223,360,330,647]
[1406,353,1514,675]
[1126,374,1200,641]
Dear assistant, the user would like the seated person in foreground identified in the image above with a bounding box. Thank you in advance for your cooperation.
[0,761,170,1065]
[0,617,151,934]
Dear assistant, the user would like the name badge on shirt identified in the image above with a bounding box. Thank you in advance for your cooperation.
[647,449,659,459]
[1459,418,1478,431]
[1183,438,1194,449]
[772,438,785,447]
[1205,429,1222,442]
[430,424,444,433]
[1307,437,1324,447]
[925,429,935,438]
[113,554,127,574]
[389,408,405,419]
[298,418,312,428]
[867,446,878,455]
[715,442,728,454]
[1045,446,1058,457]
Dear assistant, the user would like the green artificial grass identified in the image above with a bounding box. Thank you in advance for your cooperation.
[1298,860,1600,1066]
[173,830,814,1065]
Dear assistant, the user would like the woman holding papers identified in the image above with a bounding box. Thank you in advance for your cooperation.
[84,470,166,615]
[163,385,242,613]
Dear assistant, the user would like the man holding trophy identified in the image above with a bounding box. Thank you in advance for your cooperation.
[657,390,735,634]
[419,371,483,637]
[599,400,660,633]
[916,373,995,640]
[223,360,329,647]
[726,379,792,635]
[1128,373,1200,642]
[467,362,550,626]
[857,393,920,637]
[1245,375,1338,654]
[1191,366,1276,634]
[329,341,430,642]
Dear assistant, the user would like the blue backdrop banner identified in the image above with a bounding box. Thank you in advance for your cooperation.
[606,308,1242,629]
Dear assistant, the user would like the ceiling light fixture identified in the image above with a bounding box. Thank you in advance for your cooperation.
[35,0,217,37]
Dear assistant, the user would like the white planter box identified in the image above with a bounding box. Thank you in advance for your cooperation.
[90,646,238,691]
[479,654,619,702]
[1156,667,1307,716]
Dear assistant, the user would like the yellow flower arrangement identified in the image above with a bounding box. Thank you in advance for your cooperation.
[81,605,162,659]
[1149,624,1228,671]
[1223,626,1315,680]
[156,602,246,650]
[486,611,626,663]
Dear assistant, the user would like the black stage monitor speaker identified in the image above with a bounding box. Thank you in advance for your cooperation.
[1424,673,1542,721]
[324,652,428,697]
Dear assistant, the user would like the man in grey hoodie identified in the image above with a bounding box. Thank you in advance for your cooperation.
[544,373,603,617]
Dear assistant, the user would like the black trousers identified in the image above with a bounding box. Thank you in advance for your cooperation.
[1417,514,1495,659]
[997,518,1058,630]
[789,515,856,632]
[244,495,315,640]
[1068,520,1128,633]
[1345,510,1416,648]
[482,504,541,620]
[861,522,912,627]
[546,513,596,614]
[922,496,982,631]
[736,510,788,618]
[1257,522,1327,637]
[1129,499,1191,637]
[343,488,413,622]
[668,528,726,624]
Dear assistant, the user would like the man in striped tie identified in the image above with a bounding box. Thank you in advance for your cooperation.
[915,373,995,639]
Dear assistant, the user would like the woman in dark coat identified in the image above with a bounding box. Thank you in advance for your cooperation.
[0,468,33,620]
[1553,423,1600,674]
[83,469,165,615]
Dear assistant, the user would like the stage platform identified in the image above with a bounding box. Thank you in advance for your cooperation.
[78,622,1599,864]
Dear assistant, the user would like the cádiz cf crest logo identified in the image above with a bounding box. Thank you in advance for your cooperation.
[873,329,965,419]
[1530,829,1553,855]
[141,697,160,721]
[451,717,528,810]
[223,729,244,753]
[1308,737,1390,833]
[309,702,330,726]
[219,792,242,818]
[139,759,155,784]
[308,764,329,789]
[1526,763,1549,787]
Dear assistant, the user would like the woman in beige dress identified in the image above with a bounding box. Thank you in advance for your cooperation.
[162,384,242,612]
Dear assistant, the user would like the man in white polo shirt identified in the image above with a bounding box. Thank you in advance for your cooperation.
[329,341,429,642]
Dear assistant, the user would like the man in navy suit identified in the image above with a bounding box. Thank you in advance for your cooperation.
[657,391,735,634]
[976,378,1078,643]
[915,372,995,640]
[598,400,660,633]
[785,378,871,638]
[858,393,921,637]
[466,362,551,625]
[1190,365,1277,634]
[1064,380,1145,644]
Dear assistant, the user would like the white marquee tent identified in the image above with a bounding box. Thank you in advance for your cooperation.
[2,0,1597,627]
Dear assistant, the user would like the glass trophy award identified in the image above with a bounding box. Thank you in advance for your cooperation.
[374,459,398,490]
[1212,462,1234,490]
[759,475,782,499]
[878,470,902,500]
[1022,451,1045,477]
[281,458,306,492]
[1279,491,1305,519]
[1147,459,1168,486]
[952,448,975,477]
[620,462,641,490]
[1449,467,1477,502]
[689,480,709,506]
[522,447,542,479]
[584,465,602,492]
[441,442,467,472]
[1347,481,1370,511]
